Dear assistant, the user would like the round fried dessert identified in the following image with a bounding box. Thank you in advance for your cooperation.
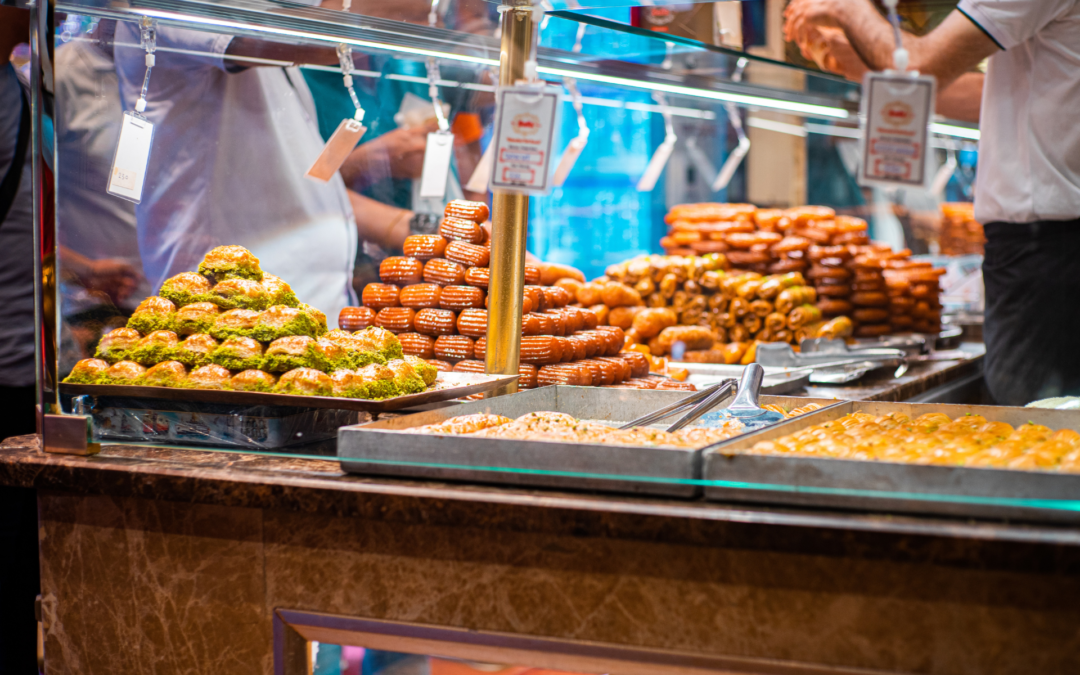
[130,330,180,366]
[261,273,300,308]
[362,283,401,310]
[230,369,278,393]
[353,363,398,399]
[386,358,426,395]
[399,284,442,309]
[209,309,261,340]
[172,334,219,369]
[380,256,424,286]
[198,245,263,282]
[264,336,316,373]
[142,361,188,388]
[159,272,212,307]
[299,304,328,335]
[210,336,265,371]
[398,332,436,359]
[128,296,177,334]
[426,359,453,373]
[252,305,321,342]
[99,360,147,385]
[402,234,447,261]
[209,278,271,311]
[63,358,110,384]
[403,354,437,387]
[444,199,489,223]
[444,241,489,268]
[338,306,376,332]
[174,302,221,336]
[95,327,142,363]
[353,326,404,360]
[273,368,332,397]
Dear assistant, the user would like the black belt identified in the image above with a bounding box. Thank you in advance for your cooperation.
[985,218,1080,239]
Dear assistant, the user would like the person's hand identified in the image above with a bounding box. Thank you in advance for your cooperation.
[783,0,854,47]
[801,25,870,81]
[347,119,439,182]
[80,259,139,304]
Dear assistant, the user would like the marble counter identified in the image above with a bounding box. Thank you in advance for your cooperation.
[2,433,1079,675]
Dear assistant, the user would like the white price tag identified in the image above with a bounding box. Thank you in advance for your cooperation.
[419,131,455,198]
[490,85,560,195]
[858,72,936,188]
[307,118,367,183]
[552,135,587,188]
[635,137,675,192]
[107,111,154,203]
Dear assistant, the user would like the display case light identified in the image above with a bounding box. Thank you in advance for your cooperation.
[930,123,980,141]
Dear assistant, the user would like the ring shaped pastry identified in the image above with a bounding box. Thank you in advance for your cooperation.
[423,259,466,286]
[380,257,424,286]
[399,283,443,309]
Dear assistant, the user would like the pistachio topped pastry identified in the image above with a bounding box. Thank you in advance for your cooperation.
[99,360,147,385]
[198,245,263,282]
[63,358,110,384]
[353,326,404,360]
[353,363,398,399]
[329,369,359,397]
[127,296,177,334]
[209,309,261,340]
[261,273,299,308]
[94,327,142,363]
[403,354,437,387]
[171,334,219,368]
[174,302,221,336]
[210,336,265,371]
[307,338,347,373]
[185,364,233,390]
[251,305,321,342]
[142,361,188,388]
[229,369,277,393]
[130,330,180,366]
[299,303,328,335]
[322,330,384,368]
[208,278,272,311]
[263,336,316,373]
[273,368,332,397]
[385,358,426,395]
[159,272,213,307]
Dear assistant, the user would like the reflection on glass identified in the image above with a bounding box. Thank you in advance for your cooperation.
[312,647,599,675]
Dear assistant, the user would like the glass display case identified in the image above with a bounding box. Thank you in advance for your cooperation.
[33,0,1063,526]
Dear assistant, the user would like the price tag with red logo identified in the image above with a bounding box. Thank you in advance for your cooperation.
[490,85,560,195]
[858,72,936,188]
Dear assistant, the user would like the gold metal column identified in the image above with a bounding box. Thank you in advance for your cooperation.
[485,4,536,396]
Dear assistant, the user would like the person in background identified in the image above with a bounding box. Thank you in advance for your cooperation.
[784,0,1080,405]
[0,8,40,674]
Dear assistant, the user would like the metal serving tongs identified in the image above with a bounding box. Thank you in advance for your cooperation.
[617,380,736,431]
[695,363,787,431]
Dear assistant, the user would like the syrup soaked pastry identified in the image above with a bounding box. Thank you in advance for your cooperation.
[130,330,180,366]
[198,245,263,282]
[210,336,265,371]
[273,368,332,396]
[142,361,188,388]
[172,334,219,369]
[128,296,177,334]
[230,369,278,393]
[159,272,212,307]
[63,358,111,384]
[99,360,147,385]
[174,302,221,336]
[95,327,142,364]
[186,364,233,390]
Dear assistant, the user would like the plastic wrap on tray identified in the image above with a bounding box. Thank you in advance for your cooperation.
[68,394,363,450]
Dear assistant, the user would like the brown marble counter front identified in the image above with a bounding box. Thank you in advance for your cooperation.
[3,435,1077,675]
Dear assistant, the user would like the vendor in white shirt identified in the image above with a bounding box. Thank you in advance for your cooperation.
[784,0,1080,406]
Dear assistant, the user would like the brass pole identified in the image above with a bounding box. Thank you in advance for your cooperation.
[485,4,536,396]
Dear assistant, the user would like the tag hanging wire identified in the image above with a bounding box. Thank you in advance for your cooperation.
[135,17,157,114]
[337,43,366,122]
[712,57,751,191]
[551,26,590,188]
[425,0,450,132]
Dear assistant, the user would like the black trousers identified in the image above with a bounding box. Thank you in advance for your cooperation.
[0,385,39,675]
[983,220,1080,406]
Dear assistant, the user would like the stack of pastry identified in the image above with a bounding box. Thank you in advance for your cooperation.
[64,246,438,399]
[341,200,691,391]
[594,255,853,366]
[660,202,944,337]
[939,202,985,255]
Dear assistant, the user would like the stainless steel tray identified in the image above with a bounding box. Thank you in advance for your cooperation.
[669,363,811,395]
[702,401,1080,523]
[60,372,517,413]
[339,387,839,497]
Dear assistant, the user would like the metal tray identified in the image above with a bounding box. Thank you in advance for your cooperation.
[702,401,1080,523]
[669,362,811,395]
[339,386,839,498]
[60,372,518,413]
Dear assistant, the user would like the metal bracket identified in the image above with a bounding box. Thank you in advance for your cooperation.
[42,414,100,456]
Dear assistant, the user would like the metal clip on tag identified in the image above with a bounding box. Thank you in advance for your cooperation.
[108,18,156,202]
[306,44,368,182]
[637,92,676,192]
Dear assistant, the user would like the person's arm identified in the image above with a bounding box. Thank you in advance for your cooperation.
[347,191,412,251]
[936,72,984,123]
[785,1,998,90]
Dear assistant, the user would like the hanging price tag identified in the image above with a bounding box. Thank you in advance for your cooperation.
[107,111,154,203]
[490,85,560,195]
[636,137,675,192]
[858,72,936,188]
[551,135,587,188]
[307,118,367,182]
[419,130,455,198]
